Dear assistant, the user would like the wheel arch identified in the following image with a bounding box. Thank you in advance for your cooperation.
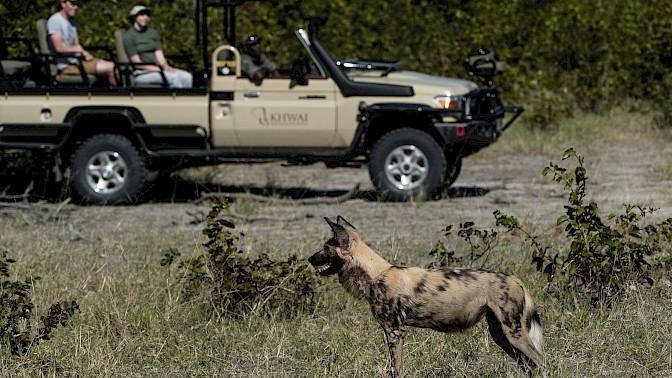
[60,106,147,159]
[361,103,445,152]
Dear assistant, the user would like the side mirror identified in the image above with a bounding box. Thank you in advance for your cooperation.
[290,57,309,88]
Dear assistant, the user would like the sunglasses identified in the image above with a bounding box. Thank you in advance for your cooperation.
[66,0,79,6]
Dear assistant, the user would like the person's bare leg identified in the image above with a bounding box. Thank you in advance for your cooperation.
[97,60,117,87]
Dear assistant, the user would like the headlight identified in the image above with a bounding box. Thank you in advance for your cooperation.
[433,95,463,109]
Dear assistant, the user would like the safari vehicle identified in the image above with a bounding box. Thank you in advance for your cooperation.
[0,8,522,205]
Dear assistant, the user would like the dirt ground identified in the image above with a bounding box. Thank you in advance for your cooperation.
[14,137,668,255]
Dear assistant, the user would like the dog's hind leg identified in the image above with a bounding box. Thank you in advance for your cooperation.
[485,309,545,376]
[382,326,407,378]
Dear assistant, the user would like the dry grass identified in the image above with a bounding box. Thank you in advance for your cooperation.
[1,108,671,377]
[1,218,670,377]
[480,106,672,158]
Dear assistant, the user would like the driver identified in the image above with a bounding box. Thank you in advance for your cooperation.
[239,34,277,85]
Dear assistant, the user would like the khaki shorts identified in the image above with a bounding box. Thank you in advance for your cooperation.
[59,60,98,75]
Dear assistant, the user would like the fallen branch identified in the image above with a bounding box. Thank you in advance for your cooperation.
[0,202,34,210]
[227,211,313,224]
[0,198,73,223]
[195,184,361,205]
[0,180,33,202]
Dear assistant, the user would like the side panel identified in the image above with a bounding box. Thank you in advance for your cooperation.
[333,95,440,148]
[333,93,361,148]
[209,39,338,148]
[0,91,209,129]
[229,77,338,147]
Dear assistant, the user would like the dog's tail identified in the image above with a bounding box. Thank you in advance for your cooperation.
[523,286,543,355]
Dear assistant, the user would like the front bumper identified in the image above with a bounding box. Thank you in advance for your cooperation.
[435,105,524,156]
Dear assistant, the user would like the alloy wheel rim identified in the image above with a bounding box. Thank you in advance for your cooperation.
[384,145,428,190]
[85,151,127,194]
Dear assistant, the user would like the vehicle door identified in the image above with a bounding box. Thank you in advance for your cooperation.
[232,32,337,147]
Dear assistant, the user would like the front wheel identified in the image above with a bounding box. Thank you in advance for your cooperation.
[368,128,446,201]
[445,158,462,187]
[70,134,146,205]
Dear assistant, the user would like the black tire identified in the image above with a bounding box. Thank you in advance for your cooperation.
[368,128,446,201]
[445,158,462,187]
[70,134,146,205]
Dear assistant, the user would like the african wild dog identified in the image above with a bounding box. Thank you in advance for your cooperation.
[309,216,545,377]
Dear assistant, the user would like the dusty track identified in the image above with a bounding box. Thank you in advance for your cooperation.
[26,138,669,255]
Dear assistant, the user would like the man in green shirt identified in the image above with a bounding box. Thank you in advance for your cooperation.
[123,5,192,88]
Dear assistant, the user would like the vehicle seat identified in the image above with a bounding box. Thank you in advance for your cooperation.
[36,18,97,86]
[0,30,33,82]
[114,29,167,88]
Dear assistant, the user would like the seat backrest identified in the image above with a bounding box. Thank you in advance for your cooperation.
[114,29,134,86]
[36,19,58,77]
[36,19,50,54]
[114,29,129,63]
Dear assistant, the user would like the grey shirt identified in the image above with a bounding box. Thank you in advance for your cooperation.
[46,12,78,70]
[241,52,276,83]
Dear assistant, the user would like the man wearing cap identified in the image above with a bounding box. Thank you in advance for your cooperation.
[47,0,117,86]
[123,4,192,88]
[240,34,277,85]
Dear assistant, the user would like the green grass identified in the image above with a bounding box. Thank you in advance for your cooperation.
[481,105,672,158]
[1,108,672,377]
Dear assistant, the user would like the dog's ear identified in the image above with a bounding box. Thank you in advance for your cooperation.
[325,217,350,249]
[336,215,356,230]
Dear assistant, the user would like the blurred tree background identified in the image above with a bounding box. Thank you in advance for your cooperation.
[2,0,671,127]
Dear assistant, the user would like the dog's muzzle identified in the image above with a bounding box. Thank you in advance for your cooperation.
[308,250,343,276]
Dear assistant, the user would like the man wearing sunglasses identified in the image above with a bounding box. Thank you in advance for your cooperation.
[47,0,117,86]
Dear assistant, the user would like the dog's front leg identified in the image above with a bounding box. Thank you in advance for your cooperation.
[383,326,407,378]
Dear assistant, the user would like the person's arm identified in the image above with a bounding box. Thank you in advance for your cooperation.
[50,34,93,60]
[154,50,175,72]
[256,54,277,77]
[129,54,160,71]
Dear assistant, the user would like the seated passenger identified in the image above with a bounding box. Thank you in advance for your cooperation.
[48,0,117,86]
[239,34,277,85]
[123,4,192,88]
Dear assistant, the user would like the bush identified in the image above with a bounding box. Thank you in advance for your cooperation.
[4,0,672,128]
[495,148,672,306]
[428,222,500,269]
[161,198,317,318]
[0,248,79,355]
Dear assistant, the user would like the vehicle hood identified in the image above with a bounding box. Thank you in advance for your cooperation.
[348,70,479,96]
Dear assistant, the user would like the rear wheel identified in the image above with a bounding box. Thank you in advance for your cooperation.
[70,134,146,205]
[368,128,446,201]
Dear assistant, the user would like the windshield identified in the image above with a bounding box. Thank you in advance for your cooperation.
[295,29,326,77]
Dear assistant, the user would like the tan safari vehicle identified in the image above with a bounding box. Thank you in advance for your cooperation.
[0,14,522,205]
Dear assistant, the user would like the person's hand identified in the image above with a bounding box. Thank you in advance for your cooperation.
[164,65,176,73]
[82,50,94,61]
[253,70,265,80]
